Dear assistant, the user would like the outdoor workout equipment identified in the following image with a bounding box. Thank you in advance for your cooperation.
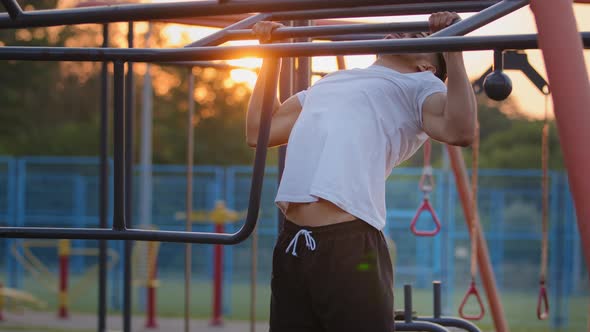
[1,1,590,332]
[184,68,196,332]
[10,240,118,318]
[250,215,259,332]
[393,284,449,332]
[474,50,551,99]
[458,123,485,321]
[176,201,245,326]
[411,139,442,236]
[482,50,512,101]
[537,94,551,321]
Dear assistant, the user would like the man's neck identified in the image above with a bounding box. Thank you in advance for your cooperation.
[373,55,418,74]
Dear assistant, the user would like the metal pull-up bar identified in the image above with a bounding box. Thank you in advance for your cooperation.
[0,0,22,19]
[1,32,589,63]
[224,21,429,40]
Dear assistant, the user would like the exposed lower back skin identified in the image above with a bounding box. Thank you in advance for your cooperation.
[285,199,357,227]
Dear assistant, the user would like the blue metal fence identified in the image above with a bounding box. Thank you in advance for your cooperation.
[0,156,586,329]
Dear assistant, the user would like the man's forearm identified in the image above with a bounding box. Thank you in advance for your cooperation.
[246,58,281,140]
[444,52,477,140]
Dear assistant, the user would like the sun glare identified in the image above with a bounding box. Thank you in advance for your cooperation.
[230,69,258,88]
[226,57,263,69]
[226,57,261,89]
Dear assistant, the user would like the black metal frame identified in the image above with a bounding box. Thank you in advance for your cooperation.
[392,284,453,332]
[1,1,577,331]
[123,22,135,332]
[0,0,494,28]
[224,21,430,40]
[98,23,109,332]
[0,0,21,19]
[0,0,589,245]
[4,32,590,63]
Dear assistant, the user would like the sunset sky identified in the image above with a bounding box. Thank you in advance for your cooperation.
[149,1,590,119]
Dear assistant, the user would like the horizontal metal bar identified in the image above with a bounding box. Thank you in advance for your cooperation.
[225,21,429,41]
[1,0,22,19]
[417,318,481,332]
[314,34,387,41]
[395,321,450,332]
[0,0,467,29]
[185,12,271,48]
[158,60,245,69]
[269,1,500,21]
[0,33,588,62]
[0,227,252,244]
[431,0,529,37]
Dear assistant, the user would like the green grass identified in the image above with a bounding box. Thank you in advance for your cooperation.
[13,276,589,332]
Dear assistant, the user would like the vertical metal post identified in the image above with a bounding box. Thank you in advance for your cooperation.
[112,61,126,321]
[184,68,195,332]
[112,62,126,231]
[294,20,312,95]
[336,55,346,70]
[139,22,153,229]
[249,220,258,332]
[433,281,442,319]
[531,4,590,322]
[404,284,412,323]
[123,21,134,332]
[277,21,293,233]
[98,23,109,332]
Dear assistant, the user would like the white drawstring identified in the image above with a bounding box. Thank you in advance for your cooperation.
[285,229,316,257]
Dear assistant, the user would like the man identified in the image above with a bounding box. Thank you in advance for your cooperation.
[247,12,477,332]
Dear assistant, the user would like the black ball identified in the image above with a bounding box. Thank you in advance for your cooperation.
[483,71,513,101]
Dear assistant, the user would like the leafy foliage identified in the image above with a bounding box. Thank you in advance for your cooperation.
[405,96,563,170]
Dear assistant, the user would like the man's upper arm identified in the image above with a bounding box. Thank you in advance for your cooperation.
[267,94,303,147]
[421,92,449,143]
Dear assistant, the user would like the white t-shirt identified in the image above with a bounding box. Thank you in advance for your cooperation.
[275,64,447,230]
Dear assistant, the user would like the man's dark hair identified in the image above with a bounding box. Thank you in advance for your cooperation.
[435,52,447,82]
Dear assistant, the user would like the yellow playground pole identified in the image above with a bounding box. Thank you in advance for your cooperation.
[58,239,70,319]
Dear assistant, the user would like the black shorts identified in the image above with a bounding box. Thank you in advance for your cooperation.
[270,219,394,332]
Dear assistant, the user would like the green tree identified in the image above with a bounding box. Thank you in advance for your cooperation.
[476,96,563,169]
[0,2,255,165]
[402,95,563,170]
